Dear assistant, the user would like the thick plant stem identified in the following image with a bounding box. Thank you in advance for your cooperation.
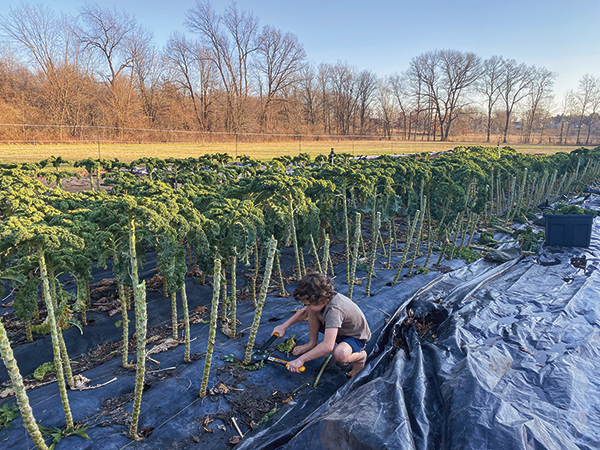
[466,213,479,248]
[118,284,131,367]
[77,278,87,326]
[220,268,228,320]
[57,331,73,387]
[199,260,221,398]
[37,248,73,430]
[25,320,33,342]
[386,220,394,269]
[366,212,381,296]
[314,354,333,388]
[171,292,178,339]
[343,185,351,284]
[243,238,278,365]
[391,210,420,285]
[181,282,191,362]
[310,234,322,273]
[423,215,435,269]
[348,213,361,299]
[378,231,387,257]
[230,255,237,337]
[289,199,303,282]
[0,320,48,450]
[274,251,286,296]
[448,215,462,261]
[129,214,148,440]
[408,201,427,277]
[252,238,260,306]
[323,235,331,276]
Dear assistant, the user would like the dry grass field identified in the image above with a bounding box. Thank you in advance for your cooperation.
[0,139,582,163]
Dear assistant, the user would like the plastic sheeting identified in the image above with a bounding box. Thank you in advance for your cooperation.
[2,201,600,450]
[239,221,600,449]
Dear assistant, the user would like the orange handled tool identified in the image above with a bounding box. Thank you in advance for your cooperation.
[264,356,305,372]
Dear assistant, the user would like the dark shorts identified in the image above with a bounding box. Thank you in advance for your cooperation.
[319,325,367,353]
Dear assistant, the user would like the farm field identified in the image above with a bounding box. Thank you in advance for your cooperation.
[0,140,575,163]
[1,146,600,449]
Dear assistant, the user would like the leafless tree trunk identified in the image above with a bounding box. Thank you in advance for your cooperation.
[479,56,503,143]
[389,73,409,139]
[186,1,259,132]
[356,69,377,135]
[254,25,306,131]
[498,59,533,143]
[523,67,556,143]
[408,49,481,141]
[574,74,600,145]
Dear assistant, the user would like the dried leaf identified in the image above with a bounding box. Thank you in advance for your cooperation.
[70,374,91,391]
[0,388,15,398]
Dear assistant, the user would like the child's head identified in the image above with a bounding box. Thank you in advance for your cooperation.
[293,273,335,306]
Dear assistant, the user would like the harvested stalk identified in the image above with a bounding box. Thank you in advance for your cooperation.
[199,259,221,398]
[310,234,322,274]
[314,354,333,388]
[408,200,427,277]
[366,211,381,296]
[0,319,48,450]
[348,213,361,299]
[230,255,238,337]
[391,210,420,285]
[181,282,191,362]
[323,235,331,276]
[244,238,278,365]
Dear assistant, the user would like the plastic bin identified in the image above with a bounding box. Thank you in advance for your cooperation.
[544,214,594,247]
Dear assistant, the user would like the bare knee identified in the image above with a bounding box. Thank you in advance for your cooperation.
[333,343,353,364]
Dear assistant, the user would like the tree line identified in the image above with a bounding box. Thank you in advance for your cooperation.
[0,1,599,145]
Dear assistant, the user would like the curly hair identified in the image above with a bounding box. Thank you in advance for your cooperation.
[292,273,335,305]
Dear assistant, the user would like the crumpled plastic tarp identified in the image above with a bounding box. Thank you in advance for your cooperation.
[239,216,600,449]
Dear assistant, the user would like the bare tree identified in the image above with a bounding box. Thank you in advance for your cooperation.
[77,4,149,87]
[478,56,504,142]
[377,76,395,139]
[165,32,215,130]
[558,90,575,145]
[574,73,600,145]
[522,66,556,143]
[76,4,153,132]
[355,69,377,135]
[298,63,317,128]
[389,72,411,139]
[186,1,260,131]
[498,59,533,143]
[408,49,481,141]
[329,61,359,135]
[317,63,331,134]
[254,25,306,131]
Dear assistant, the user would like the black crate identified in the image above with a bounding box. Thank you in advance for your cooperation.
[544,214,594,247]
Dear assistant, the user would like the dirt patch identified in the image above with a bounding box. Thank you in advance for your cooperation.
[393,307,449,359]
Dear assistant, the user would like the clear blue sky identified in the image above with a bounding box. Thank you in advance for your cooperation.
[2,0,599,102]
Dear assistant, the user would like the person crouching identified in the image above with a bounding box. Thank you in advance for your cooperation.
[272,273,371,377]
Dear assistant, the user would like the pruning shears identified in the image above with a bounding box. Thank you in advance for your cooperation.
[251,332,305,372]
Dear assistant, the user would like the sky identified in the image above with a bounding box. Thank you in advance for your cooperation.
[1,0,599,105]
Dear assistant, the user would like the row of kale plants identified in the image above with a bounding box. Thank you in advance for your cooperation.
[1,145,599,448]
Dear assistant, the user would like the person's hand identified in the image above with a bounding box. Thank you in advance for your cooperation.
[287,357,304,373]
[272,324,286,338]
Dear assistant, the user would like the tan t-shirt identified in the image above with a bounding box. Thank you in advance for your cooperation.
[319,293,371,342]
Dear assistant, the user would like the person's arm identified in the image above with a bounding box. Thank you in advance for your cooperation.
[287,327,338,372]
[272,307,309,337]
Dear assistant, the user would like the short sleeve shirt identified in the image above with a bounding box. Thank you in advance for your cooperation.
[319,293,371,342]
